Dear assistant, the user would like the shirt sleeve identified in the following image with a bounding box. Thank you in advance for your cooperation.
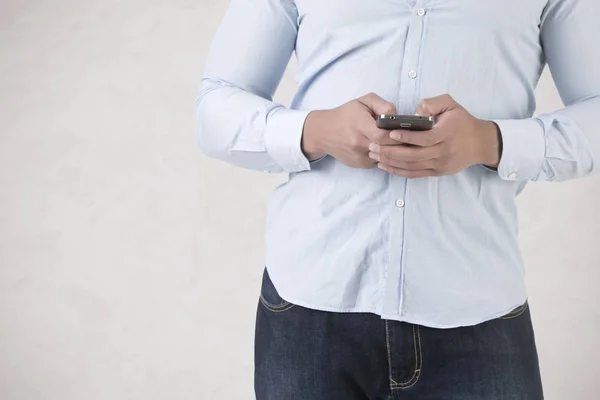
[195,0,313,174]
[491,0,600,182]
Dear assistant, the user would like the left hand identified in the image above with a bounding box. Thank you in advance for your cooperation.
[368,94,502,178]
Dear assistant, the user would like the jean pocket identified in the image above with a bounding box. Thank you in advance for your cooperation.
[500,301,529,320]
[259,267,295,313]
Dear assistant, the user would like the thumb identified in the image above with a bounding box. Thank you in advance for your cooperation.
[358,92,397,117]
[416,94,457,117]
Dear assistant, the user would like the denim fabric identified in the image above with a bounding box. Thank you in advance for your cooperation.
[255,268,543,400]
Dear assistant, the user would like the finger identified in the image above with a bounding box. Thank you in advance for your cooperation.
[352,134,375,155]
[369,154,436,170]
[415,94,456,117]
[364,116,402,144]
[370,142,442,163]
[370,128,402,145]
[389,129,446,147]
[359,156,379,169]
[358,92,397,117]
[377,163,439,178]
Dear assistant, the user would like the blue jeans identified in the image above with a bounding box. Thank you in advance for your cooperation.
[255,268,544,400]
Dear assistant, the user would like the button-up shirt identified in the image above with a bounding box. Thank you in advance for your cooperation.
[195,0,600,328]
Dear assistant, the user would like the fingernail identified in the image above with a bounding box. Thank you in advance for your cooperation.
[377,163,386,171]
[390,132,402,141]
[369,151,380,161]
[369,143,380,152]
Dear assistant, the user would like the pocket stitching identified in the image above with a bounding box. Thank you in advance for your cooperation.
[390,325,423,389]
[500,302,528,320]
[259,294,295,313]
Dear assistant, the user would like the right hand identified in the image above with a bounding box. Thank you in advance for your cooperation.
[301,93,398,168]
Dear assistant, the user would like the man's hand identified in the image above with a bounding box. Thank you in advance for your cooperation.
[302,93,399,168]
[368,94,502,178]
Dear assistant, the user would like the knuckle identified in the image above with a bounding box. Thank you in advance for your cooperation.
[361,128,373,142]
[436,157,450,170]
[428,144,446,158]
[354,156,367,167]
[349,100,361,109]
[351,143,362,152]
[434,147,445,159]
[414,148,427,161]
[372,131,385,144]
[349,135,362,148]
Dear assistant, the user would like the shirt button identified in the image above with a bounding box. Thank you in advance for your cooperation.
[508,172,518,180]
[417,8,426,16]
[408,70,417,79]
[395,199,405,208]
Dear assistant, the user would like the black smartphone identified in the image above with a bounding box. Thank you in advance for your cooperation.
[376,114,435,131]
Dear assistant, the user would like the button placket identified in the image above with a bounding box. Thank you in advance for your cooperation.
[383,1,429,318]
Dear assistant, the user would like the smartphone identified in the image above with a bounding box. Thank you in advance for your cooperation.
[376,114,435,131]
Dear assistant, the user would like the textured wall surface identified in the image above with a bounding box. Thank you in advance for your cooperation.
[0,1,599,399]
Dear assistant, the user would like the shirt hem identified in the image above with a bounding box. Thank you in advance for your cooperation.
[276,286,529,329]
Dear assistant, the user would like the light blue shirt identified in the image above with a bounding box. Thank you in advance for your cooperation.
[195,0,600,328]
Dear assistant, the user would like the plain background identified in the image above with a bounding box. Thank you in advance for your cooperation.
[1,1,599,399]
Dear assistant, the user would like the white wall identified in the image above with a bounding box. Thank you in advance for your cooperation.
[0,1,598,399]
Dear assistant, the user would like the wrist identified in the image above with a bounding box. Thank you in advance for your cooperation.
[477,120,502,168]
[302,110,329,161]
